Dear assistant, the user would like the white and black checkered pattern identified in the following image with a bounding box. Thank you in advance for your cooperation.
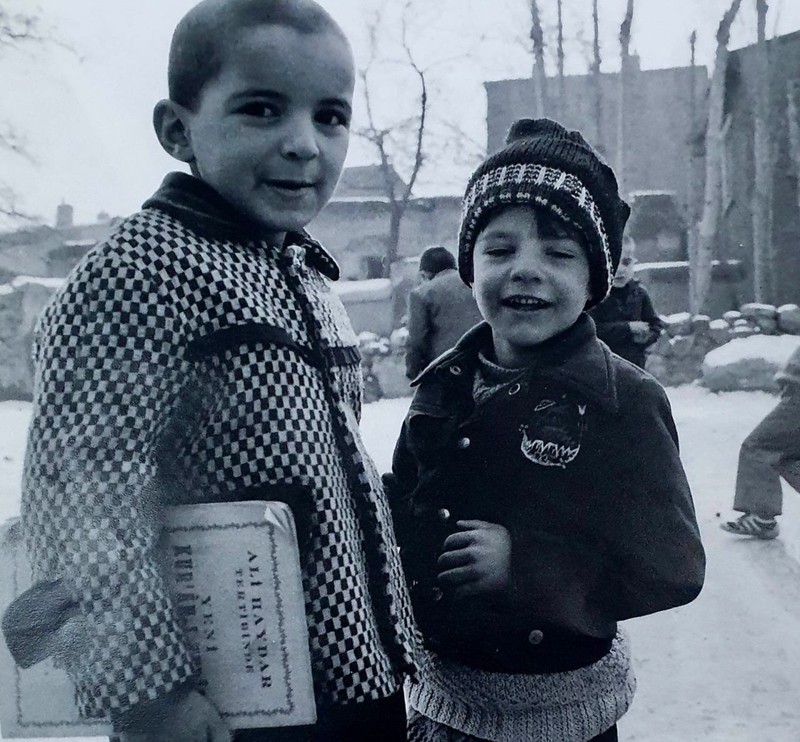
[21,205,416,718]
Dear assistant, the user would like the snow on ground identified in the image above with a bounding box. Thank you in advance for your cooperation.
[0,401,31,526]
[2,385,800,740]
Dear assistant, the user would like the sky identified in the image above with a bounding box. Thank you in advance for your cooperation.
[2,0,800,229]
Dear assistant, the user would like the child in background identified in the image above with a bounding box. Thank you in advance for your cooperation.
[386,119,705,742]
[588,236,664,369]
[18,1,416,740]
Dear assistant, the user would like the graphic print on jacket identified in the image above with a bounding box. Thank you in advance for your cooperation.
[520,396,587,469]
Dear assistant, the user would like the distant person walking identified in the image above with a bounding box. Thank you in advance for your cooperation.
[588,238,664,369]
[405,246,483,379]
[721,345,800,539]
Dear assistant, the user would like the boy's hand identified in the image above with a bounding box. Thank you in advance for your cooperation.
[437,520,512,598]
[629,321,652,343]
[119,688,230,742]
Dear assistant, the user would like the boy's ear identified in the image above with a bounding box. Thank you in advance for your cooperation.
[153,99,195,164]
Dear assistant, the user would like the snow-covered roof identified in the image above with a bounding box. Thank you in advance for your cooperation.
[62,239,97,248]
[332,278,392,302]
[12,275,65,288]
[0,275,64,295]
[636,259,743,271]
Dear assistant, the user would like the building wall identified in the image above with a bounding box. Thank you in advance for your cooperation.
[308,196,462,279]
[636,260,746,317]
[722,30,800,306]
[485,63,708,211]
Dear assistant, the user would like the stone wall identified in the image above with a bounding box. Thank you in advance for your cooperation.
[0,277,399,401]
[646,303,800,388]
[0,279,61,401]
[331,278,394,337]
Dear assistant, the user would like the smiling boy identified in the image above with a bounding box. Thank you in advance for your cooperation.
[19,1,416,740]
[387,119,705,741]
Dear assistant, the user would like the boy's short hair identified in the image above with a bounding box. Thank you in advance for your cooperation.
[419,246,456,276]
[169,0,348,110]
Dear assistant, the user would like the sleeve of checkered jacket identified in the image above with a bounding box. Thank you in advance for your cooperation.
[20,245,196,717]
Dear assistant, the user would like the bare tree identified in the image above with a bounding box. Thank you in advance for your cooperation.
[691,0,743,314]
[556,0,565,120]
[0,5,47,219]
[752,0,773,302]
[787,80,800,230]
[0,4,70,222]
[686,31,703,297]
[591,0,603,151]
[354,1,429,277]
[529,0,548,117]
[617,0,635,196]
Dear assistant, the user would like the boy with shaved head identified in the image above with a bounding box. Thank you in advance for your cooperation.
[18,1,416,739]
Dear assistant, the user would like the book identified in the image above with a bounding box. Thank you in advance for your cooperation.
[0,500,316,738]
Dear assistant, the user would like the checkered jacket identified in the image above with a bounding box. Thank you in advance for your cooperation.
[20,173,417,719]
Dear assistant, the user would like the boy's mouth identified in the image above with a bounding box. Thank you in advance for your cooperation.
[502,295,551,311]
[265,179,316,192]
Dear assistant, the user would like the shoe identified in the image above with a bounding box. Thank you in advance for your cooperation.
[720,512,779,540]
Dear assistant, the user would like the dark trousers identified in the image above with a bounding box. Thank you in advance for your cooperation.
[593,724,618,741]
[233,692,406,742]
[734,391,800,518]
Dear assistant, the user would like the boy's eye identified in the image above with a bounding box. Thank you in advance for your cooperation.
[481,242,514,256]
[316,108,351,128]
[546,246,577,259]
[236,102,280,118]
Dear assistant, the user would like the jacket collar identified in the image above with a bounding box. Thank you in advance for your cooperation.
[415,313,619,412]
[142,172,340,280]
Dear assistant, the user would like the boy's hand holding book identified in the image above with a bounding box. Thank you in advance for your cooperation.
[119,687,230,742]
[437,520,512,598]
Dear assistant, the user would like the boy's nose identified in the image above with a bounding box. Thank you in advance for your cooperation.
[509,243,545,281]
[280,118,319,160]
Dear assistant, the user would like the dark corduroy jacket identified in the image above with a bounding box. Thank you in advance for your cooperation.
[386,314,705,674]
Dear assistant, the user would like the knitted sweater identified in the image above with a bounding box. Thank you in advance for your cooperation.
[20,173,416,718]
[407,633,635,742]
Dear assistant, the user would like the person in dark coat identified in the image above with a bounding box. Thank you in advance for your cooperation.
[385,118,705,742]
[404,246,484,379]
[588,238,664,369]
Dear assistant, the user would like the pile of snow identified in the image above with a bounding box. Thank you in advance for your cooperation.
[702,334,800,392]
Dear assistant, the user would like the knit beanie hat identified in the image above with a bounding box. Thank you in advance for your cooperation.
[458,118,630,307]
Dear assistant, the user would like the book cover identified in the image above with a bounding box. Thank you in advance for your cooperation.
[0,500,315,738]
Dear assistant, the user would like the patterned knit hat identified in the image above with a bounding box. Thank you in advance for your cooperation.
[458,118,630,307]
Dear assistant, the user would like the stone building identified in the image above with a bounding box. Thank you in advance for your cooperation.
[308,165,461,280]
[0,169,464,284]
[0,204,120,279]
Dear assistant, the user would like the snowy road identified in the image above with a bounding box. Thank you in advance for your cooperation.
[2,386,800,740]
[617,387,800,741]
